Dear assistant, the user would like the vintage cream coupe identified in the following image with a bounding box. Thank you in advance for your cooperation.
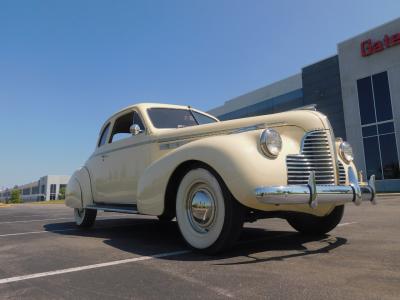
[66,103,376,253]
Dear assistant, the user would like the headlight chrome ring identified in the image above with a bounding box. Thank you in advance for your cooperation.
[339,141,354,163]
[260,128,282,158]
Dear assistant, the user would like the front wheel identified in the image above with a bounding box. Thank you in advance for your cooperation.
[74,208,97,228]
[286,205,344,235]
[175,166,244,254]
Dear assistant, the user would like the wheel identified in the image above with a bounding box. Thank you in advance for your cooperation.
[286,205,344,235]
[175,166,244,254]
[74,208,97,228]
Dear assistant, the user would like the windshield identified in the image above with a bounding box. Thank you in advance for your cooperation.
[147,108,218,129]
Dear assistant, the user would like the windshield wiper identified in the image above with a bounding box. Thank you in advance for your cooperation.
[188,106,200,125]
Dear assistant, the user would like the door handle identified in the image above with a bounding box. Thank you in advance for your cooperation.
[101,154,108,161]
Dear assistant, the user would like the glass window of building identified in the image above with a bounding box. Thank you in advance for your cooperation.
[372,72,393,122]
[50,184,57,200]
[32,186,39,194]
[356,77,376,125]
[357,71,399,180]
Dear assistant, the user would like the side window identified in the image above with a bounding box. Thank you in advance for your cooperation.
[109,112,134,143]
[191,111,218,124]
[133,112,145,131]
[98,123,111,147]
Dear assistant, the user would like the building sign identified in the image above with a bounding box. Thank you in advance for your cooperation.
[361,32,400,57]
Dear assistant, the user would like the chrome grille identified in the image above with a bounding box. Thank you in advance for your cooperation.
[286,130,335,185]
[337,161,346,185]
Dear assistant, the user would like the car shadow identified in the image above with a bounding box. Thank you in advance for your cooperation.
[44,218,347,264]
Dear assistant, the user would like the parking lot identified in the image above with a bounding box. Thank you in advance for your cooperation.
[0,197,399,300]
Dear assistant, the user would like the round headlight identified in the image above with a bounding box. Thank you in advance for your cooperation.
[339,141,354,163]
[260,128,282,158]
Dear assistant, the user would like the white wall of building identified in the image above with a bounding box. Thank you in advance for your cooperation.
[338,18,400,190]
[0,175,70,202]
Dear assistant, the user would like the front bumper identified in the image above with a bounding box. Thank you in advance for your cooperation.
[255,167,376,209]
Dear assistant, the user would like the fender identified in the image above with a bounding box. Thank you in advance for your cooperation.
[65,167,94,209]
[136,125,327,215]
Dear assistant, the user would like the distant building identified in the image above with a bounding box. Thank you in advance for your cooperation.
[0,175,70,202]
[209,18,400,192]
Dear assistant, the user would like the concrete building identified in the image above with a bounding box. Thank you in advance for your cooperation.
[209,18,400,192]
[0,175,70,202]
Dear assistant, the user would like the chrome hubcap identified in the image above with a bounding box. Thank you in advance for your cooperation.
[187,185,216,233]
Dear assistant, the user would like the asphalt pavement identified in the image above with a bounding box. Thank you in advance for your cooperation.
[0,196,399,299]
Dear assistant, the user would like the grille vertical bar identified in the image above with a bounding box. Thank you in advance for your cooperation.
[286,130,335,185]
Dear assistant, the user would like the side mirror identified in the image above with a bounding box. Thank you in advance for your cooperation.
[129,124,142,136]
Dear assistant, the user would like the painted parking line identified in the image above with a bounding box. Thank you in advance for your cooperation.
[0,217,73,224]
[0,214,142,225]
[0,213,72,219]
[337,222,358,227]
[0,228,78,237]
[0,221,359,239]
[0,220,149,238]
[0,250,191,285]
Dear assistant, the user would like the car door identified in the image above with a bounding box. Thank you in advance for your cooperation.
[87,110,150,204]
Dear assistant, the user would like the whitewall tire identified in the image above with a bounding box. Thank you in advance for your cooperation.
[74,208,97,228]
[176,166,244,254]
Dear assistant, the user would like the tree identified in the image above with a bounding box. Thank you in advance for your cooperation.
[58,187,66,200]
[10,189,22,203]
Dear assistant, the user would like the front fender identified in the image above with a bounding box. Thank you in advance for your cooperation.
[65,167,93,209]
[137,125,312,215]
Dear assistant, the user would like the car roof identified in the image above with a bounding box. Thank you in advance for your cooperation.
[102,103,187,124]
[101,102,218,132]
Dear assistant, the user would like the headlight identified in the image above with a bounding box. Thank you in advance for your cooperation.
[339,141,354,163]
[260,128,282,158]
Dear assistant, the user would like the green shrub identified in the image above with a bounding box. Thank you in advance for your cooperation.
[58,187,66,200]
[10,189,23,203]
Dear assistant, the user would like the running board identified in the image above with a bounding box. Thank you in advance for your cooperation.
[86,204,138,214]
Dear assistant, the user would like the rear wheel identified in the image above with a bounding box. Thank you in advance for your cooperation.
[286,205,344,235]
[175,166,244,254]
[74,208,97,228]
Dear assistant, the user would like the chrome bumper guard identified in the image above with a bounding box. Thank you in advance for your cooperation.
[255,167,376,209]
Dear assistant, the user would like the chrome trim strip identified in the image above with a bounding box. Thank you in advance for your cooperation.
[159,141,189,150]
[87,204,138,214]
[93,139,153,158]
[94,121,289,156]
[157,121,288,144]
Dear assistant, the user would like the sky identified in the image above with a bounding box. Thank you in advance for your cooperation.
[0,0,399,188]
